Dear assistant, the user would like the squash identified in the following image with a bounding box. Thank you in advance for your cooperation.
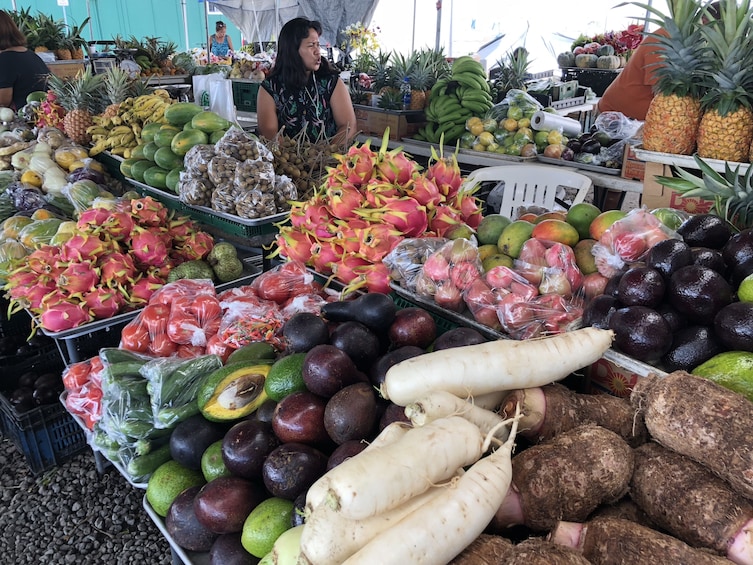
[191,111,232,133]
[164,102,204,127]
[171,128,209,157]
[153,146,184,170]
[143,166,170,190]
[557,52,576,68]
[197,363,271,422]
[597,55,621,70]
[575,54,598,68]
[596,44,615,57]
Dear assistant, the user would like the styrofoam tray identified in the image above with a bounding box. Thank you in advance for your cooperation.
[632,145,751,174]
[143,497,210,565]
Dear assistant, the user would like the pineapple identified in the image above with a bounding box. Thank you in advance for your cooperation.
[696,0,753,163]
[377,89,404,111]
[640,0,711,155]
[48,68,106,145]
[101,66,134,118]
[492,48,531,99]
[408,52,435,110]
[371,50,393,94]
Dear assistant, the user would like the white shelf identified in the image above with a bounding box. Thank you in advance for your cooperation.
[633,145,751,175]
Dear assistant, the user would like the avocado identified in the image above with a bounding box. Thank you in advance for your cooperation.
[609,305,673,363]
[616,266,666,308]
[690,247,727,276]
[646,239,693,280]
[676,213,733,249]
[713,302,753,352]
[668,265,733,323]
[169,413,229,471]
[722,229,753,272]
[661,325,724,373]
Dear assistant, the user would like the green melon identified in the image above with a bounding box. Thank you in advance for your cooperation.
[143,166,170,190]
[153,125,181,148]
[154,146,184,170]
[164,102,205,127]
[142,142,160,162]
[166,167,184,193]
[130,160,155,184]
[171,129,209,157]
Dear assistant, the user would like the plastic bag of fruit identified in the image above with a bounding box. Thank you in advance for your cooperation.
[63,355,104,430]
[413,238,483,312]
[383,237,448,293]
[514,238,584,296]
[497,292,583,340]
[591,207,680,278]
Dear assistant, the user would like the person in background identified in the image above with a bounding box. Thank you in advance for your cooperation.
[257,17,356,145]
[209,21,234,59]
[0,10,50,110]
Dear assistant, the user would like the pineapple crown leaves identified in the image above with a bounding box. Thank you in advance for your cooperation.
[655,154,753,229]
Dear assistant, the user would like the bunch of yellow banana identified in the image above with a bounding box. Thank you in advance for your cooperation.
[87,124,140,157]
[417,56,493,145]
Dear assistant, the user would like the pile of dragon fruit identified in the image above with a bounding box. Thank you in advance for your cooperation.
[274,135,483,294]
[4,196,215,333]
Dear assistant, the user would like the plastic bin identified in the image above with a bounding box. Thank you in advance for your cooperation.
[0,348,88,475]
[232,80,261,113]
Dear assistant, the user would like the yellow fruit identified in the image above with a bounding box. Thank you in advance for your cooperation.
[465,116,482,129]
[547,130,564,145]
[20,170,43,188]
[477,132,494,146]
[241,497,295,558]
[2,215,34,240]
[502,118,518,132]
[469,122,485,136]
[517,117,531,129]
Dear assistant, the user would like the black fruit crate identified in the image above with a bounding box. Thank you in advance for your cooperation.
[0,299,34,339]
[0,347,88,475]
[561,68,621,97]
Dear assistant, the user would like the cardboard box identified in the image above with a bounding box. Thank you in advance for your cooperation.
[621,144,645,181]
[48,60,87,79]
[587,350,666,398]
[641,161,714,213]
[354,105,426,140]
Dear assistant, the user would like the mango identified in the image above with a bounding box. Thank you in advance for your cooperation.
[497,220,534,259]
[574,238,598,275]
[589,210,628,240]
[567,202,602,240]
[531,219,580,247]
[533,211,568,223]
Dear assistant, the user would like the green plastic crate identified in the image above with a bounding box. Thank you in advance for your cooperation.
[232,81,261,113]
[391,293,459,336]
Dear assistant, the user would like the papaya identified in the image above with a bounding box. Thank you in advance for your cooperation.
[166,167,184,193]
[164,102,204,127]
[142,142,160,162]
[130,144,148,160]
[197,363,270,422]
[153,146,184,170]
[143,166,170,190]
[191,111,231,133]
[171,129,209,157]
[154,125,181,148]
[209,129,226,144]
[140,122,163,144]
[130,159,155,183]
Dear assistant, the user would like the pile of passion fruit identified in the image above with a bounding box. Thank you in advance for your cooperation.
[583,213,753,371]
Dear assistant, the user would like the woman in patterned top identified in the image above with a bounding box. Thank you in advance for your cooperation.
[209,21,234,58]
[257,18,356,145]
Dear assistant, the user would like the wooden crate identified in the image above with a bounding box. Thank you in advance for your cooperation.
[354,105,425,140]
[48,60,87,79]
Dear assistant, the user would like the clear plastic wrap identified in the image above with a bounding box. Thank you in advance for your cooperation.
[413,238,483,312]
[216,298,286,349]
[234,158,276,193]
[496,292,583,340]
[141,354,224,428]
[515,238,584,297]
[178,171,213,206]
[62,356,104,431]
[214,128,272,162]
[235,187,277,219]
[383,237,449,292]
[36,126,67,149]
[592,207,680,278]
[210,182,239,214]
[183,143,215,175]
[273,174,298,211]
[166,293,223,347]
[485,88,544,122]
[249,260,320,305]
[99,374,154,445]
[207,154,240,186]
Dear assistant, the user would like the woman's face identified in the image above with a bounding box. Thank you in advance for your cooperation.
[216,25,226,37]
[298,29,321,73]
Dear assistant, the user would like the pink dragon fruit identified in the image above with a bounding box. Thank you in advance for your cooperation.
[363,179,400,208]
[331,140,377,187]
[100,210,135,241]
[356,196,428,238]
[175,231,214,261]
[428,205,463,237]
[131,196,168,227]
[453,191,483,229]
[76,207,113,232]
[375,147,421,187]
[61,232,112,263]
[406,176,443,209]
[310,240,345,275]
[24,245,65,276]
[57,261,101,295]
[426,145,464,199]
[128,226,169,267]
[39,300,92,332]
[343,263,392,294]
[357,224,402,263]
[98,252,138,287]
[334,219,369,254]
[7,279,56,312]
[273,227,314,263]
[330,255,370,285]
[125,274,165,305]
[325,181,364,220]
[83,287,125,318]
[166,217,199,245]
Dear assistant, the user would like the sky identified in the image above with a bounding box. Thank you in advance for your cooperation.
[369,0,669,72]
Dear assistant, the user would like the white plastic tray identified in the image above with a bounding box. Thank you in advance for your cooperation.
[632,145,751,174]
[143,496,210,565]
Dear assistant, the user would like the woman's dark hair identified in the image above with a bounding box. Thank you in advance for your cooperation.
[216,21,226,30]
[0,10,27,50]
[269,17,335,88]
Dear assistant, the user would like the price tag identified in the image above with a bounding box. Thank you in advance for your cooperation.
[57,0,69,5]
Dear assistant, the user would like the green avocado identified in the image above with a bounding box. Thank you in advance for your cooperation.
[693,351,753,402]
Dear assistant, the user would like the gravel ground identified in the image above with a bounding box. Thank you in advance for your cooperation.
[0,436,173,565]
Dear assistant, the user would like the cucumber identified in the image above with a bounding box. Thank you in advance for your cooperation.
[126,443,173,481]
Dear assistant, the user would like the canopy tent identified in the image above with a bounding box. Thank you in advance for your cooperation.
[209,0,379,52]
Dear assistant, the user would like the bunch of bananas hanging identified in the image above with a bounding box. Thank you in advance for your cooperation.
[416,56,494,145]
[87,91,172,157]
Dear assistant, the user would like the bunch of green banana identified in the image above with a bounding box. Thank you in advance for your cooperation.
[416,56,493,145]
[135,55,153,71]
[87,124,140,157]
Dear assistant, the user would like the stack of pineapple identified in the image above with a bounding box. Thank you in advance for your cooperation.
[642,0,753,163]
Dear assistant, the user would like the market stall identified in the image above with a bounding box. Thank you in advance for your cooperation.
[3,3,753,563]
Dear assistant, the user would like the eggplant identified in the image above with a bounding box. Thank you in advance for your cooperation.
[9,387,34,412]
[67,167,106,185]
[33,385,59,406]
[581,138,602,154]
[566,139,582,153]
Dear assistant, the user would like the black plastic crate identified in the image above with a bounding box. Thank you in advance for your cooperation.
[0,348,88,475]
[561,68,621,96]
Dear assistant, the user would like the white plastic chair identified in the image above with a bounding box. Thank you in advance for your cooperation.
[462,164,593,218]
